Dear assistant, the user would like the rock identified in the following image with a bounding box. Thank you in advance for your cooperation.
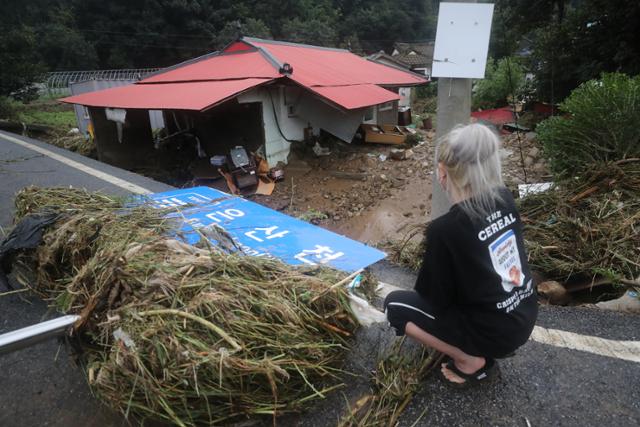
[333,215,341,221]
[525,132,537,142]
[533,161,546,172]
[407,169,413,175]
[390,148,414,160]
[67,127,80,135]
[379,174,388,181]
[524,156,535,167]
[537,281,571,305]
[500,148,513,159]
[528,147,540,159]
[323,194,330,199]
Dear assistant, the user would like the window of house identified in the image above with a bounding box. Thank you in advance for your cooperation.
[378,101,393,112]
[363,107,375,122]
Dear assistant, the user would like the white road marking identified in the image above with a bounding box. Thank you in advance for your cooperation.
[0,131,151,195]
[529,326,640,363]
[376,281,640,363]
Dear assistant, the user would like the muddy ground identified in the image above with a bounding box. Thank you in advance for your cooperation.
[254,129,549,246]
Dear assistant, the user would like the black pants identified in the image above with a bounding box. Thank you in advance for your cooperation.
[383,289,483,357]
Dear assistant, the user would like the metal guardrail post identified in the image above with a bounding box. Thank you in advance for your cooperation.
[0,315,80,356]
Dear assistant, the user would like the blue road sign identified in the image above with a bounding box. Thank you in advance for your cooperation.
[143,187,386,272]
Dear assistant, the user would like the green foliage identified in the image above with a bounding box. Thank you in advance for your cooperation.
[212,18,272,50]
[0,26,46,98]
[472,57,526,110]
[17,109,77,130]
[0,97,18,120]
[2,0,439,79]
[415,84,436,99]
[536,73,640,176]
[36,5,98,71]
[297,209,328,224]
[493,0,640,103]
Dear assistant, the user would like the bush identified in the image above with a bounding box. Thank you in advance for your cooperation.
[472,57,526,110]
[537,73,640,176]
[0,96,18,120]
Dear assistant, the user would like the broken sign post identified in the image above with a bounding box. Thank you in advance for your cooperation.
[145,187,386,272]
[431,2,495,79]
[431,1,495,220]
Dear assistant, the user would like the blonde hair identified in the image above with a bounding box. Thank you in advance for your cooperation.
[437,123,504,219]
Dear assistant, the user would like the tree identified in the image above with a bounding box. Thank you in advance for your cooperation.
[37,5,98,71]
[493,0,640,103]
[472,57,526,110]
[0,27,45,98]
[211,18,273,50]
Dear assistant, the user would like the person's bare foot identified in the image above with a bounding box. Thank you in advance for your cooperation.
[440,356,486,384]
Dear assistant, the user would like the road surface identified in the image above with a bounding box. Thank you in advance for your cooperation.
[1,131,639,426]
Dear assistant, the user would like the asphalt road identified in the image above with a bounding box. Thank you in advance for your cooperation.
[1,131,639,427]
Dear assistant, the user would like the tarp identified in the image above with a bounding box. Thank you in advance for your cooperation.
[144,187,386,272]
[471,107,515,126]
[61,78,273,111]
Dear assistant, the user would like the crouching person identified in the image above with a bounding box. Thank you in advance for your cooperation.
[384,123,537,386]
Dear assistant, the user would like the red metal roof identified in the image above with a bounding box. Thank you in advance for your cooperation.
[140,50,279,83]
[244,38,427,87]
[61,79,272,111]
[61,38,428,112]
[308,84,399,110]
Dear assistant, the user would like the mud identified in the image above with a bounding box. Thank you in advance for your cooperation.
[255,130,548,246]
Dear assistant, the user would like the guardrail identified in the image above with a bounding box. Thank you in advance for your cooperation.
[44,68,161,96]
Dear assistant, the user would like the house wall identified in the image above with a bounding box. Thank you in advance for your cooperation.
[237,85,368,165]
[71,80,164,136]
[88,107,155,170]
[376,100,399,125]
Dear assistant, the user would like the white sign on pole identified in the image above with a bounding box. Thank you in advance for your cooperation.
[431,2,495,79]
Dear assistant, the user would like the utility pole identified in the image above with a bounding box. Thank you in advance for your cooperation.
[430,0,476,220]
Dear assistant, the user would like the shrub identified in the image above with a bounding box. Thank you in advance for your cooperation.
[537,73,640,176]
[0,96,18,120]
[472,57,526,110]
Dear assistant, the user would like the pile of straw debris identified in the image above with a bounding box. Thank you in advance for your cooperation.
[519,160,640,286]
[13,187,359,426]
[339,339,439,427]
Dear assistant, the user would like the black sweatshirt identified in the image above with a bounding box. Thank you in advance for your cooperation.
[415,188,537,355]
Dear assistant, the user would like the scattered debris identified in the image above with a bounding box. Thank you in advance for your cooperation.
[360,124,410,145]
[390,148,414,161]
[519,160,640,301]
[596,290,640,314]
[338,338,440,427]
[313,141,331,156]
[11,186,360,426]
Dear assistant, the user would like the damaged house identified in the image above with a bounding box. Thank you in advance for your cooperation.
[62,37,428,180]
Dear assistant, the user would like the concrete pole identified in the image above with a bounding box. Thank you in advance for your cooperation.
[430,0,475,220]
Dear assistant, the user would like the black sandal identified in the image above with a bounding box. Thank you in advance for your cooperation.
[442,358,497,387]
